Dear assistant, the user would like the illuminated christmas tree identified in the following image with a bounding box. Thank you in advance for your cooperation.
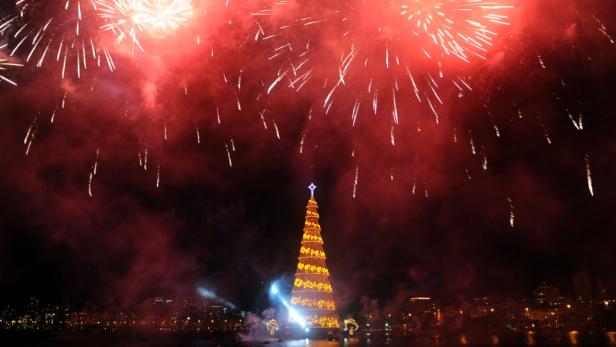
[290,183,340,329]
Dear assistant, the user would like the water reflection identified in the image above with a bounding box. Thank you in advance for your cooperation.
[527,330,536,346]
[264,332,616,347]
[568,330,579,345]
[5,333,616,347]
[459,334,468,345]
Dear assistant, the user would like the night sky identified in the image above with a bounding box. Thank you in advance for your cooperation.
[0,0,615,314]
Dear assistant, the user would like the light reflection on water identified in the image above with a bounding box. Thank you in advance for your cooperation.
[4,332,616,347]
[263,333,616,347]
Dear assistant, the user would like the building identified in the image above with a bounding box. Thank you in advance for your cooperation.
[533,283,565,307]
[403,297,439,335]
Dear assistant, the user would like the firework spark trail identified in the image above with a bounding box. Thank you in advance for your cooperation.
[259,110,268,129]
[257,0,513,127]
[585,154,594,197]
[1,0,115,79]
[156,163,160,188]
[23,117,38,156]
[225,142,232,167]
[594,16,615,44]
[507,197,515,228]
[399,1,513,60]
[298,132,306,153]
[352,165,359,198]
[88,148,100,197]
[390,125,395,146]
[138,147,148,170]
[1,0,607,229]
[272,119,281,139]
[0,58,23,86]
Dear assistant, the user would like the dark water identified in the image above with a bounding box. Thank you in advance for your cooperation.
[1,335,615,347]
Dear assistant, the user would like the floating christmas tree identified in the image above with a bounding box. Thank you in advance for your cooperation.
[290,183,340,329]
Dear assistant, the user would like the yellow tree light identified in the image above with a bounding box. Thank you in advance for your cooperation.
[289,183,340,329]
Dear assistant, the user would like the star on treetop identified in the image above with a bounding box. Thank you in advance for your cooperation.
[308,183,317,197]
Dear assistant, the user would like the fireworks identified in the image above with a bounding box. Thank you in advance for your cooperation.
[0,57,23,85]
[399,0,513,61]
[0,0,115,79]
[96,0,194,51]
[0,0,609,232]
[0,0,194,81]
[256,0,513,126]
[141,0,193,32]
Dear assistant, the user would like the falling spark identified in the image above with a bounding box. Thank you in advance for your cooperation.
[594,16,615,44]
[465,168,472,180]
[585,154,594,197]
[299,132,306,154]
[538,116,552,145]
[143,148,148,171]
[273,119,281,139]
[156,163,161,188]
[225,143,233,167]
[23,117,38,156]
[352,166,359,199]
[565,109,583,131]
[258,0,513,138]
[88,148,100,197]
[58,94,67,111]
[507,197,515,228]
[0,59,23,86]
[469,131,476,155]
[257,112,269,129]
[390,126,395,146]
[88,172,94,197]
[537,54,546,69]
[230,138,236,152]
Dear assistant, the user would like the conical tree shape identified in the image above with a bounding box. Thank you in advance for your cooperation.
[290,183,339,329]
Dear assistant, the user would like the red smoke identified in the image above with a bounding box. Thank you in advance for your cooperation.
[0,0,615,310]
